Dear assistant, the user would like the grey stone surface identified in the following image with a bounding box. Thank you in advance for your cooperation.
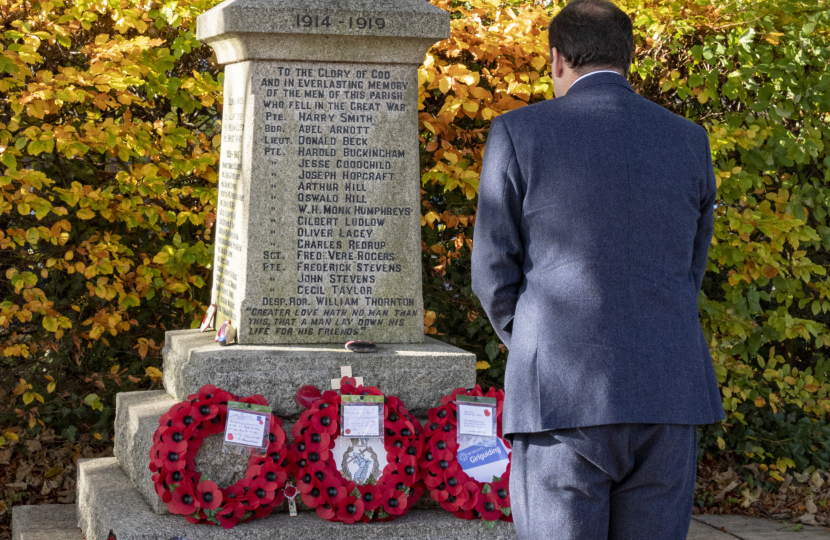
[11,503,81,540]
[15,502,818,540]
[197,0,449,64]
[77,457,516,540]
[211,58,425,344]
[114,390,179,514]
[163,329,476,418]
[693,515,830,539]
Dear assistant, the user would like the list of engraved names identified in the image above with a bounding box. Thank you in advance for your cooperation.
[218,61,423,343]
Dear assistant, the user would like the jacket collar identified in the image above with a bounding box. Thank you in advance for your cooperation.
[567,71,635,95]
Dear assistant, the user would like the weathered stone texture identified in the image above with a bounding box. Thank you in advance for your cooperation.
[77,457,516,540]
[163,329,477,418]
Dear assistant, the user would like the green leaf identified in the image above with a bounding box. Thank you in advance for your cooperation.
[481,483,491,494]
[501,507,511,516]
[484,520,496,530]
[2,152,17,170]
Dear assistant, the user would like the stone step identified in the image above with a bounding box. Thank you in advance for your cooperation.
[78,457,516,540]
[11,503,82,540]
[162,329,476,419]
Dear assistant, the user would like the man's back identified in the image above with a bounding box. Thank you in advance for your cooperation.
[472,72,724,434]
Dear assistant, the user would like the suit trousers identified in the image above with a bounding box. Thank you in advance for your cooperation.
[510,424,697,540]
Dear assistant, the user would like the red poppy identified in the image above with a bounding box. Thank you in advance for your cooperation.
[453,507,476,520]
[316,503,336,520]
[339,376,357,390]
[358,484,383,511]
[304,431,331,453]
[440,486,469,512]
[216,500,245,529]
[301,483,327,507]
[170,407,199,434]
[335,496,365,524]
[168,482,198,515]
[440,387,469,405]
[247,476,276,508]
[158,427,189,454]
[460,480,480,511]
[423,470,444,490]
[443,467,469,496]
[266,427,286,449]
[476,490,503,521]
[391,455,418,484]
[196,480,222,511]
[252,461,286,490]
[430,482,450,503]
[428,405,454,428]
[239,394,268,407]
[381,488,407,516]
[321,476,347,506]
[491,476,510,508]
[158,403,188,430]
[430,433,459,454]
[311,407,338,435]
[191,402,218,423]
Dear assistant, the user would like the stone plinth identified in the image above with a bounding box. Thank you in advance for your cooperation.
[77,458,516,540]
[163,329,476,417]
[199,0,449,344]
[114,390,179,514]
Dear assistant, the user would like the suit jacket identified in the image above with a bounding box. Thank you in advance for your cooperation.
[471,72,726,436]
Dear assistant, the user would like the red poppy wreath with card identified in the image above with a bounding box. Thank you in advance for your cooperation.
[149,385,291,528]
[289,377,425,523]
[421,385,512,527]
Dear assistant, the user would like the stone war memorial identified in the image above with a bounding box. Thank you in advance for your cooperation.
[18,0,515,538]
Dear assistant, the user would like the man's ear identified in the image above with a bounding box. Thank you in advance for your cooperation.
[551,47,564,79]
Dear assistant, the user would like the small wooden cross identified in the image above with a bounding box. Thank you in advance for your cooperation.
[331,366,364,390]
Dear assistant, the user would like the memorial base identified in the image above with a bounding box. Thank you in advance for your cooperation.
[163,329,476,419]
[76,458,516,540]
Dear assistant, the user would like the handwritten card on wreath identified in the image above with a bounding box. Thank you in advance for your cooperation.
[342,404,381,438]
[457,402,496,438]
[224,408,268,447]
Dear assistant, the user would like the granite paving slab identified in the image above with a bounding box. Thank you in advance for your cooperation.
[693,514,830,539]
[11,503,81,540]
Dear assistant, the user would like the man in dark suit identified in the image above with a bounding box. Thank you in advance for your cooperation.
[471,0,726,537]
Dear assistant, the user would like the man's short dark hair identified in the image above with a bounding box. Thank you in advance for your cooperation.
[548,0,634,75]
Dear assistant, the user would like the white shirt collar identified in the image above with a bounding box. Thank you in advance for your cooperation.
[572,69,626,87]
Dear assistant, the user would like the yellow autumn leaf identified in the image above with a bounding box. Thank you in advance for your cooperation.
[476,361,491,370]
[4,431,19,441]
[153,252,170,264]
[76,208,95,219]
[145,366,163,380]
[47,381,56,393]
[93,433,103,440]
[438,77,451,94]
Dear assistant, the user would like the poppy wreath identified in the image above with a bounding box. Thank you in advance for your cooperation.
[421,385,512,528]
[288,377,425,523]
[149,384,291,528]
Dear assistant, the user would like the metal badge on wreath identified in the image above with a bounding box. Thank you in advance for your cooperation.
[340,438,382,484]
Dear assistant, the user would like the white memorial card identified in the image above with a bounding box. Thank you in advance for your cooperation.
[457,402,496,438]
[224,408,268,447]
[342,404,381,438]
